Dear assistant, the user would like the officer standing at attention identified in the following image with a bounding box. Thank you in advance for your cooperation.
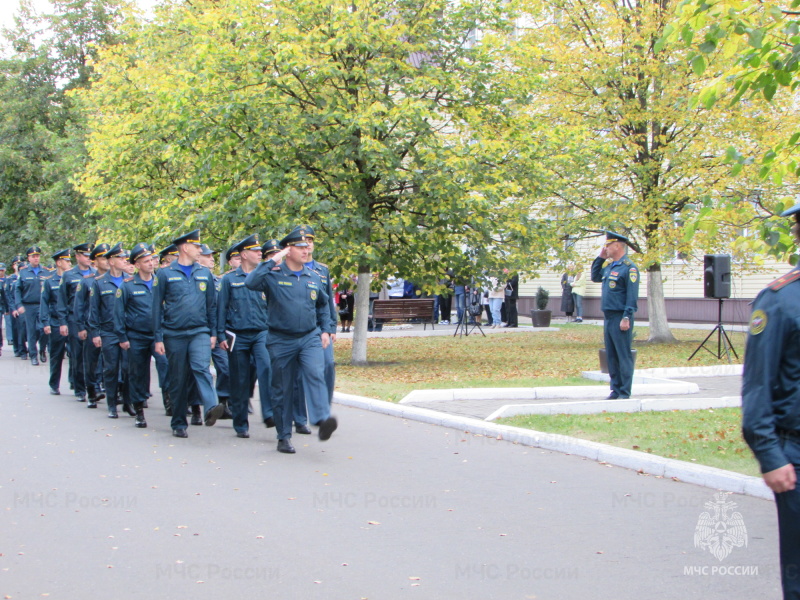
[217,234,270,439]
[76,243,110,408]
[225,245,241,272]
[245,227,337,454]
[55,243,95,402]
[15,246,49,366]
[742,203,800,600]
[40,249,71,395]
[114,243,159,428]
[590,231,639,400]
[153,229,225,438]
[88,244,134,419]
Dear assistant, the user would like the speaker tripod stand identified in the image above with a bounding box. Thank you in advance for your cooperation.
[688,298,738,363]
[453,306,485,338]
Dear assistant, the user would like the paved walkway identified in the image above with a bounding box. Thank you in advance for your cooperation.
[1,320,782,600]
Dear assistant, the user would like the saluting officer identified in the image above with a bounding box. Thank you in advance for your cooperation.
[15,246,49,366]
[153,229,225,438]
[76,243,110,408]
[55,243,95,402]
[590,231,639,400]
[742,203,800,600]
[114,243,160,428]
[88,244,135,419]
[40,249,71,395]
[217,234,270,438]
[245,227,337,454]
[6,256,26,358]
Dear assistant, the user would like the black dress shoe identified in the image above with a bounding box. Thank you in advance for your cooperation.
[95,392,106,402]
[165,407,173,417]
[190,412,203,426]
[87,399,97,409]
[19,353,28,360]
[39,350,47,363]
[204,403,225,427]
[172,428,188,438]
[76,394,86,402]
[123,403,136,417]
[30,356,39,366]
[134,406,147,428]
[295,424,312,435]
[108,406,118,418]
[264,417,276,428]
[606,392,619,400]
[236,431,250,439]
[317,416,338,441]
[49,388,60,395]
[277,439,296,454]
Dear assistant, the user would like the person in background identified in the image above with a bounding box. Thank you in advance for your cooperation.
[561,271,575,322]
[338,281,355,333]
[503,269,519,328]
[488,278,505,329]
[572,267,586,323]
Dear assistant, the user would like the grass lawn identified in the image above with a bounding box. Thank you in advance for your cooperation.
[333,323,747,402]
[497,408,760,477]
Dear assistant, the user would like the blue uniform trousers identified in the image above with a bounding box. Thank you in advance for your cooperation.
[164,332,219,431]
[67,323,87,397]
[211,345,230,399]
[127,333,155,406]
[228,330,269,434]
[268,331,330,441]
[48,329,67,391]
[4,313,11,344]
[153,350,169,409]
[83,336,103,398]
[253,357,273,421]
[603,311,634,398]
[777,437,800,600]
[100,336,125,406]
[292,341,335,425]
[22,303,41,357]
[12,312,26,356]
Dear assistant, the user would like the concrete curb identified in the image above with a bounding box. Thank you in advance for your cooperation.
[485,395,743,420]
[333,391,771,500]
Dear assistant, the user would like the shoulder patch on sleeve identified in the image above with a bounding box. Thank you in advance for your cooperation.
[749,309,767,335]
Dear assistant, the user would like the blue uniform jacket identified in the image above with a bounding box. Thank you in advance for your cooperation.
[307,259,338,329]
[152,261,217,342]
[217,267,269,339]
[73,270,99,332]
[114,274,156,343]
[244,259,333,336]
[39,273,62,328]
[742,268,800,474]
[87,273,124,341]
[591,254,639,318]
[15,266,49,308]
[3,275,16,314]
[55,266,95,327]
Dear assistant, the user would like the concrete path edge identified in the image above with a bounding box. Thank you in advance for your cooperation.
[333,391,773,501]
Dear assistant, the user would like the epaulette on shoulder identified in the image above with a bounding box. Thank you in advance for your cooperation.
[314,261,328,270]
[124,277,133,283]
[83,272,95,278]
[95,274,104,280]
[769,268,800,291]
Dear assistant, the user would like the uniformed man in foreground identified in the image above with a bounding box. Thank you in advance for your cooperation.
[40,249,71,395]
[153,229,224,438]
[590,231,639,400]
[217,234,270,438]
[115,243,159,428]
[245,227,337,454]
[198,244,231,419]
[15,245,48,365]
[77,243,110,408]
[55,243,95,402]
[742,204,800,600]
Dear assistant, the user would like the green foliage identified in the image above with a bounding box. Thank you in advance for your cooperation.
[535,286,549,310]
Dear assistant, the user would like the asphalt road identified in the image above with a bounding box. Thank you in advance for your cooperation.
[0,355,782,600]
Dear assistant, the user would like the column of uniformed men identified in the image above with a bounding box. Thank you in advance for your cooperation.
[4,227,338,454]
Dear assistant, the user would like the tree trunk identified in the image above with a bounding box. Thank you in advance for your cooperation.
[646,263,677,343]
[350,267,372,365]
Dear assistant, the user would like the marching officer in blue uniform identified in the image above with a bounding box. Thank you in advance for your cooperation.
[198,244,231,420]
[15,246,50,366]
[114,243,160,428]
[76,243,110,408]
[153,229,225,438]
[590,231,639,400]
[742,204,800,600]
[0,262,6,356]
[88,244,135,419]
[55,243,95,402]
[245,227,337,454]
[40,249,71,395]
[217,234,271,438]
[7,255,27,359]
